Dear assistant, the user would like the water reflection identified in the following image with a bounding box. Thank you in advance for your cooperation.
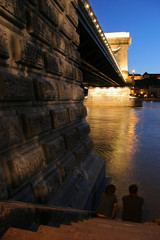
[86,103,160,221]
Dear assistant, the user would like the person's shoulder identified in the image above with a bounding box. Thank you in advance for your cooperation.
[137,195,144,202]
[122,195,129,200]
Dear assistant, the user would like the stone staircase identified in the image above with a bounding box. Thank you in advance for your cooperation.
[1,201,160,240]
[1,217,160,240]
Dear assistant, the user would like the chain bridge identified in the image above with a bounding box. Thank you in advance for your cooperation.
[77,0,127,87]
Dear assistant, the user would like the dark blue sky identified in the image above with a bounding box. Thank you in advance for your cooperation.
[88,0,160,75]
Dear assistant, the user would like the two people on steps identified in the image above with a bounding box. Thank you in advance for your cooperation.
[96,184,144,223]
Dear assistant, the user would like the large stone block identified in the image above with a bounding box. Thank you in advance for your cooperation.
[78,104,87,119]
[33,78,57,101]
[44,52,64,75]
[0,167,8,200]
[50,108,69,128]
[75,67,83,82]
[0,27,9,59]
[0,111,23,150]
[68,152,106,210]
[21,110,52,138]
[41,136,66,163]
[63,129,79,149]
[72,30,80,47]
[27,0,38,6]
[39,0,59,26]
[54,0,66,11]
[27,10,53,45]
[57,163,66,182]
[71,0,78,9]
[76,122,90,140]
[69,44,81,63]
[72,85,84,101]
[32,164,61,203]
[1,145,46,192]
[0,0,26,28]
[63,155,77,178]
[64,61,75,80]
[59,15,73,40]
[53,32,69,56]
[68,106,79,122]
[66,2,78,28]
[72,144,87,164]
[57,82,72,101]
[0,72,33,101]
[68,104,87,122]
[13,36,44,69]
[84,137,94,154]
[57,154,78,182]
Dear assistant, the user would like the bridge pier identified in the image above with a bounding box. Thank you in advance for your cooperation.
[0,0,105,211]
[84,87,142,107]
[105,32,131,83]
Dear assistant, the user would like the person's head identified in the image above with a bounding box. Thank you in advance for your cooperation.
[129,184,138,195]
[105,184,116,196]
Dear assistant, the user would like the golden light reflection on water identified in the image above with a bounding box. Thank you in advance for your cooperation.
[86,107,140,207]
[87,107,140,169]
[86,102,160,221]
[108,109,139,173]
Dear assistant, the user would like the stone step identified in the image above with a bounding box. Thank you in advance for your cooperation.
[73,218,160,231]
[38,220,160,240]
[2,218,160,240]
[1,227,125,240]
[37,225,131,240]
[1,228,41,240]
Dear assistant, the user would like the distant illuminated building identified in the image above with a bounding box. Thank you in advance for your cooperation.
[129,73,160,99]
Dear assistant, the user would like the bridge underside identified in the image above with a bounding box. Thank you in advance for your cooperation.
[77,1,126,88]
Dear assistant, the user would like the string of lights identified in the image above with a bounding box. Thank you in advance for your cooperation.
[80,0,126,82]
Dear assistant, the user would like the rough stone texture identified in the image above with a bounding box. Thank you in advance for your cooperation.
[2,218,160,240]
[0,0,105,210]
[0,27,9,59]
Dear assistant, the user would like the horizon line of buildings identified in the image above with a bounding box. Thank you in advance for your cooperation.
[128,72,160,98]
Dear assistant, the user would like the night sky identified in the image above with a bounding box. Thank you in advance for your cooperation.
[88,0,160,75]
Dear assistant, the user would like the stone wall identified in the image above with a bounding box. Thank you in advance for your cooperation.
[0,0,105,209]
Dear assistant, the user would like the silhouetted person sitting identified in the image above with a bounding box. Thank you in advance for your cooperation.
[122,184,144,223]
[96,184,119,219]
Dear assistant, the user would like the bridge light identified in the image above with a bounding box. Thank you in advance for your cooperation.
[98,29,102,33]
[90,11,93,16]
[93,18,96,22]
[85,3,89,8]
[96,24,99,28]
[85,3,89,9]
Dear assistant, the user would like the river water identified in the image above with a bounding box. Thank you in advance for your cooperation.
[86,101,160,221]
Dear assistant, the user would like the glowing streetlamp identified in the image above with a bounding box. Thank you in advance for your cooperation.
[132,69,135,85]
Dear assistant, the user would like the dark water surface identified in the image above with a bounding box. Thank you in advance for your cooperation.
[86,101,160,221]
